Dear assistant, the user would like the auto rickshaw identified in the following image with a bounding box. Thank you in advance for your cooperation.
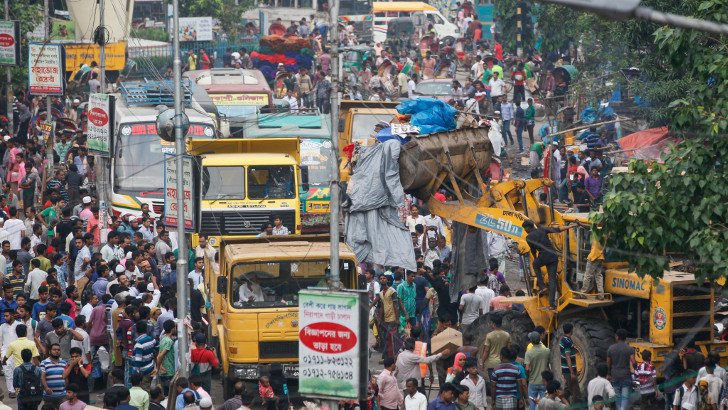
[553,64,577,96]
[341,45,374,75]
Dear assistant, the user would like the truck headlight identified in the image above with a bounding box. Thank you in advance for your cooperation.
[232,365,259,379]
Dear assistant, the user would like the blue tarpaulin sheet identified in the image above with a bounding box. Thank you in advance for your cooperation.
[396,98,457,134]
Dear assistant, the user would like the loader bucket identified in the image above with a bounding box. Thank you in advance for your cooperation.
[399,128,493,192]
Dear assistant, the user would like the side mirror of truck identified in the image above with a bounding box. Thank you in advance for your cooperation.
[301,167,310,191]
[217,276,227,295]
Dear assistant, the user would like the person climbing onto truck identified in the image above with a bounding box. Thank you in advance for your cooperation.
[522,221,578,310]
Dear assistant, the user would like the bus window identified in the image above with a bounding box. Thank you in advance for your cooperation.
[385,11,398,17]
[431,13,445,25]
[374,12,385,17]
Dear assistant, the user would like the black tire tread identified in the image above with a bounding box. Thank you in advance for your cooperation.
[463,310,534,358]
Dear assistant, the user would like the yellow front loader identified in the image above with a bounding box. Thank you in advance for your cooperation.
[388,127,728,392]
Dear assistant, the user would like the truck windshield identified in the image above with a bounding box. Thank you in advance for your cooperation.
[351,113,391,144]
[202,166,245,200]
[230,259,356,308]
[247,165,295,199]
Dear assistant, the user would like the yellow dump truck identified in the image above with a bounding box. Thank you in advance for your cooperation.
[209,236,359,398]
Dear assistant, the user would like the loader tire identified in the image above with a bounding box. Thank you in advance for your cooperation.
[463,310,534,358]
[550,318,615,392]
[501,311,535,358]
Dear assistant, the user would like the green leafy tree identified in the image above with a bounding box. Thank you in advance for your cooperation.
[177,0,254,36]
[585,0,728,280]
[7,3,44,90]
[493,0,534,53]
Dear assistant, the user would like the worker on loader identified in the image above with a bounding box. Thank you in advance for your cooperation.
[522,220,577,310]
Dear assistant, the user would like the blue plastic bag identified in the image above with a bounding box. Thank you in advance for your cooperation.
[395,98,457,134]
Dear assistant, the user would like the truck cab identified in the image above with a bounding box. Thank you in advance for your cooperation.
[210,237,359,398]
[189,138,302,246]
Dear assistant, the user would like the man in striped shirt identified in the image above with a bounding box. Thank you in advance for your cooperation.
[40,343,67,407]
[131,321,156,390]
[491,346,527,410]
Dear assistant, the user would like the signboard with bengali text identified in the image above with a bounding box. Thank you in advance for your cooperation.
[210,93,269,106]
[178,17,213,41]
[298,289,368,400]
[64,41,126,72]
[87,93,114,155]
[28,43,64,95]
[0,21,20,66]
[164,154,200,231]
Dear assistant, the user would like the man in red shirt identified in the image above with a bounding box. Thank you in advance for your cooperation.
[512,62,527,103]
[190,333,220,395]
[494,42,503,64]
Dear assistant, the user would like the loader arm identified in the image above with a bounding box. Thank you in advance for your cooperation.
[424,195,532,256]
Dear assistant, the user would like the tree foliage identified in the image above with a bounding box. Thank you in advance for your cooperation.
[512,0,728,279]
[493,0,534,53]
[591,0,728,280]
[7,3,44,90]
[178,0,255,36]
[592,137,728,281]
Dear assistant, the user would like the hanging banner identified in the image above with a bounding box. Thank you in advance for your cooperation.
[28,43,64,95]
[50,18,76,42]
[178,17,213,41]
[0,21,20,66]
[87,93,114,155]
[64,41,127,72]
[298,289,368,400]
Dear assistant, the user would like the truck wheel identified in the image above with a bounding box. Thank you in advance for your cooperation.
[550,318,615,392]
[463,310,503,347]
[501,311,535,358]
[464,310,533,357]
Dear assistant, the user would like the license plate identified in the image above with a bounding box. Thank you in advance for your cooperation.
[283,364,299,377]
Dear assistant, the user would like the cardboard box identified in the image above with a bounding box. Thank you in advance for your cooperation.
[431,327,463,355]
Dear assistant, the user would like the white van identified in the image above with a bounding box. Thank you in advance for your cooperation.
[372,2,460,44]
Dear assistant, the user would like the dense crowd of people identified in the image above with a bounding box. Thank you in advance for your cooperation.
[366,256,728,410]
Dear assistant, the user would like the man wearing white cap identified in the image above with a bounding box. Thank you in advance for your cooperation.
[68,99,82,123]
[198,397,212,410]
[107,264,128,295]
[79,196,93,227]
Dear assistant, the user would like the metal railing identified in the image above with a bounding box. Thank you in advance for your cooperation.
[126,38,261,78]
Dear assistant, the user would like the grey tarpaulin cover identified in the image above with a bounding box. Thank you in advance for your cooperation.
[449,222,489,301]
[345,140,417,271]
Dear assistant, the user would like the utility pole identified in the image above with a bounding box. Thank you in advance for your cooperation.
[99,0,105,91]
[328,0,341,291]
[97,0,108,245]
[4,0,12,136]
[516,1,524,57]
[172,0,189,377]
[44,0,53,173]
